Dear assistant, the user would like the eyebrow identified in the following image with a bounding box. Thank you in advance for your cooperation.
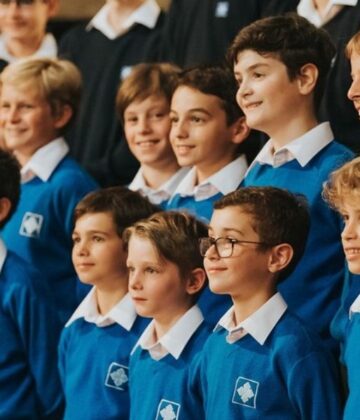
[170,108,212,116]
[208,227,246,236]
[234,62,270,75]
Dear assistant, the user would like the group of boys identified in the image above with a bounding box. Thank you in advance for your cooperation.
[1,8,360,420]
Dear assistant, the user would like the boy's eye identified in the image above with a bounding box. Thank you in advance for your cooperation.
[170,115,178,124]
[145,267,157,274]
[72,237,80,244]
[92,235,104,242]
[127,265,135,273]
[125,116,138,124]
[253,72,264,79]
[190,115,204,123]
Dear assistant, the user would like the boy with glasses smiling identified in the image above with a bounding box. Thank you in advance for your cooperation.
[0,0,58,66]
[194,186,341,419]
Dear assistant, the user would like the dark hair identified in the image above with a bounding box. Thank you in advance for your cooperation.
[214,186,310,282]
[0,150,20,228]
[175,65,244,125]
[227,13,336,111]
[74,187,159,236]
[123,211,208,279]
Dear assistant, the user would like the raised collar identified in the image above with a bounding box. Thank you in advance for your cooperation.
[297,0,357,26]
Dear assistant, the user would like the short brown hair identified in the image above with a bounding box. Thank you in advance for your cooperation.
[323,156,360,211]
[74,187,159,237]
[345,31,360,59]
[0,57,82,128]
[116,62,181,124]
[214,187,310,282]
[123,211,208,278]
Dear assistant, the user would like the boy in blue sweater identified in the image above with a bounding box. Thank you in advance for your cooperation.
[167,65,250,223]
[58,187,158,420]
[0,149,63,419]
[323,156,360,420]
[0,57,98,323]
[195,187,341,419]
[229,14,354,348]
[116,62,189,208]
[124,211,210,420]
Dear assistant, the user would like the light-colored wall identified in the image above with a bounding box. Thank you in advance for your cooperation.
[57,0,170,19]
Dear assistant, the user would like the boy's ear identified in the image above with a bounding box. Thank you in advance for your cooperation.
[267,243,293,274]
[230,116,250,145]
[185,268,207,296]
[0,197,11,223]
[296,63,318,96]
[53,105,73,130]
[46,0,60,18]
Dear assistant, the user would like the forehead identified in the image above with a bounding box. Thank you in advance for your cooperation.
[171,85,224,113]
[209,206,258,234]
[75,211,116,230]
[124,94,169,113]
[234,49,283,73]
[350,52,360,71]
[127,234,159,258]
[1,80,43,99]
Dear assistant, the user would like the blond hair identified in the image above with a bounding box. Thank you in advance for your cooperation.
[323,157,360,210]
[345,31,360,59]
[0,57,82,125]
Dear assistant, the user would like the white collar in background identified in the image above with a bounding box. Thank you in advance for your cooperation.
[349,293,360,318]
[0,33,57,63]
[173,154,248,201]
[66,288,137,329]
[129,167,190,205]
[247,122,334,173]
[87,0,161,40]
[215,292,287,345]
[21,137,69,183]
[297,0,357,26]
[132,305,204,360]
[0,238,7,274]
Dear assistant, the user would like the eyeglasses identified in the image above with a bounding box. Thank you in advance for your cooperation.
[199,236,267,258]
[0,0,37,6]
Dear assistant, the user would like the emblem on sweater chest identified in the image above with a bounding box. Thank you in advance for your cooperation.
[19,212,44,238]
[232,376,259,409]
[156,399,180,420]
[105,362,129,391]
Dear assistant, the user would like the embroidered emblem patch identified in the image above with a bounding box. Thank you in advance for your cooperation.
[215,1,229,18]
[19,212,43,238]
[105,363,129,391]
[232,376,259,409]
[156,399,180,420]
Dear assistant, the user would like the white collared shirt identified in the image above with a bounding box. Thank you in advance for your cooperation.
[0,238,7,275]
[0,33,57,63]
[247,122,334,174]
[66,288,137,329]
[349,294,360,319]
[173,154,248,201]
[87,0,161,40]
[132,305,204,360]
[297,0,357,26]
[129,167,189,205]
[215,293,287,345]
[20,137,69,183]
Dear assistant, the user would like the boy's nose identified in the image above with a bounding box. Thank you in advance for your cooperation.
[342,220,357,241]
[347,78,360,102]
[171,119,188,139]
[137,116,151,134]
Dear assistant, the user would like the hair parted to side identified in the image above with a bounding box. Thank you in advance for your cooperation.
[123,211,208,278]
[0,149,20,228]
[345,31,360,59]
[214,186,310,282]
[0,57,82,124]
[227,13,336,111]
[323,157,360,211]
[116,62,181,123]
[176,65,244,125]
[74,187,159,237]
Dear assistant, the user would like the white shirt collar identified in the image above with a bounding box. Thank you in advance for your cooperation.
[132,305,204,360]
[297,0,357,26]
[0,238,7,274]
[173,154,248,201]
[20,137,69,183]
[247,122,334,173]
[349,294,360,318]
[129,167,190,205]
[0,33,57,63]
[87,0,161,40]
[215,293,287,345]
[66,288,138,329]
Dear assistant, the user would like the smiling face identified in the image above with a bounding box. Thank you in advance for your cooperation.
[72,212,128,288]
[340,200,360,274]
[348,52,360,117]
[204,206,274,301]
[127,234,193,324]
[0,81,63,165]
[170,85,241,181]
[234,50,302,138]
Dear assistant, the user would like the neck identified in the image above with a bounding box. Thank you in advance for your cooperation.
[141,160,180,189]
[95,280,128,316]
[196,154,235,185]
[153,302,192,339]
[5,35,44,58]
[232,286,276,325]
[313,0,330,13]
[107,0,144,32]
